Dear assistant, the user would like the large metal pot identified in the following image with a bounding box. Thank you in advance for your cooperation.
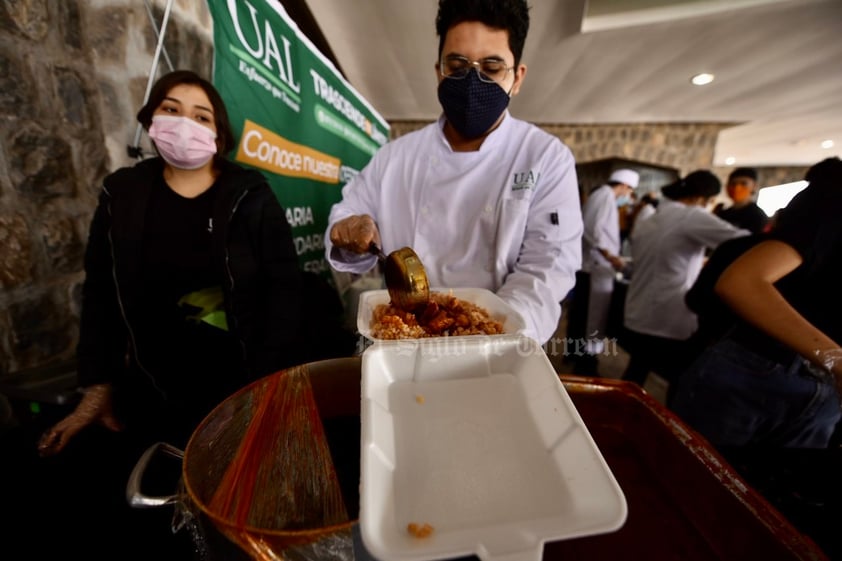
[127,357,365,561]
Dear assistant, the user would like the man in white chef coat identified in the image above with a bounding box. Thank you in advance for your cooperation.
[572,168,638,374]
[324,0,583,345]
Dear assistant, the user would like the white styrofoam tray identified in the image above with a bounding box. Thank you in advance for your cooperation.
[359,335,627,561]
[357,287,527,341]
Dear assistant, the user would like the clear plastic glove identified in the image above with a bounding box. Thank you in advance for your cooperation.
[329,215,380,254]
[38,383,123,457]
[814,349,842,399]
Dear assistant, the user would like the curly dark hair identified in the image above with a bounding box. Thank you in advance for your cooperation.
[136,69,235,157]
[435,0,531,65]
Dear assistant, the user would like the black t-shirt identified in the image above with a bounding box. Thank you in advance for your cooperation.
[729,184,842,361]
[686,233,765,344]
[715,202,769,234]
[768,187,842,344]
[129,177,244,436]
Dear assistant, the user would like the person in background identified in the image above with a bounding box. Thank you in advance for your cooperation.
[715,166,769,234]
[31,70,310,559]
[324,0,583,345]
[684,232,765,352]
[672,157,842,449]
[569,168,638,375]
[622,170,748,397]
[627,191,659,240]
[618,189,637,242]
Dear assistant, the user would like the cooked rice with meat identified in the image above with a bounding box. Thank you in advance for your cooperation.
[370,291,505,339]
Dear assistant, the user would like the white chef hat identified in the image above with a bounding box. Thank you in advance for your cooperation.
[609,169,640,189]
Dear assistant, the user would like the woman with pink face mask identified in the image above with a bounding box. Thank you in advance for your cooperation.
[39,68,312,453]
[29,70,335,558]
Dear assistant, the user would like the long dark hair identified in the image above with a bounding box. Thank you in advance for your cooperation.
[136,70,235,156]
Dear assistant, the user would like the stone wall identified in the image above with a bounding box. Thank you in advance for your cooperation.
[390,120,730,176]
[0,0,212,374]
[391,119,809,192]
[0,2,814,376]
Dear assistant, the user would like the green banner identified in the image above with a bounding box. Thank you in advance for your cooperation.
[207,0,389,279]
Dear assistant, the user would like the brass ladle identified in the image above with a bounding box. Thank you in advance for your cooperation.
[368,242,430,312]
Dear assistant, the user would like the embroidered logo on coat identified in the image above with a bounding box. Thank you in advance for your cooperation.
[512,170,539,192]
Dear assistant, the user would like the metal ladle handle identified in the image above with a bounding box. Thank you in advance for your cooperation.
[368,241,388,261]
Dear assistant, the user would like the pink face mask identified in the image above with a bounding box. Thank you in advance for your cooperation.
[148,115,218,170]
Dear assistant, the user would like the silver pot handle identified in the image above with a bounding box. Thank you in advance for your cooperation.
[126,441,184,508]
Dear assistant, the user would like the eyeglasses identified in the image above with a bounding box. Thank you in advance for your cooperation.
[439,55,514,84]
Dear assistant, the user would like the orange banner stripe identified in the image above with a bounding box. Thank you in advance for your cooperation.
[235,119,340,184]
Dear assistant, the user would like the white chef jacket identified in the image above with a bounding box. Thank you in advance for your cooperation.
[623,199,749,340]
[325,112,583,343]
[581,184,620,273]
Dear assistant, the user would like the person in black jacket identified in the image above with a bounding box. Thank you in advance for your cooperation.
[40,69,308,455]
[29,70,319,560]
[714,167,769,234]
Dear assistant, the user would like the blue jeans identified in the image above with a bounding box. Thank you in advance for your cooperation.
[671,337,841,448]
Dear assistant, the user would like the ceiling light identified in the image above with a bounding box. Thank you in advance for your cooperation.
[691,73,715,86]
[725,156,736,165]
[821,139,834,149]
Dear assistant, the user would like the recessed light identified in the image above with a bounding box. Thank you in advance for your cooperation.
[821,139,834,149]
[725,156,736,165]
[691,73,715,86]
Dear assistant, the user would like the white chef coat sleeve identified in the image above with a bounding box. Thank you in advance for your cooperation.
[496,143,583,344]
[686,210,751,248]
[323,148,386,274]
[583,190,613,252]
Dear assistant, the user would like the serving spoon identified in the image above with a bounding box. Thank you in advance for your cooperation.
[368,242,430,312]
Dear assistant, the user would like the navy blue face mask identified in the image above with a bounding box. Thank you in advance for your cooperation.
[437,69,511,139]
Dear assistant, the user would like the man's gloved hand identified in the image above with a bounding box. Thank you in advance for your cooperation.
[330,215,381,254]
[38,383,123,457]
